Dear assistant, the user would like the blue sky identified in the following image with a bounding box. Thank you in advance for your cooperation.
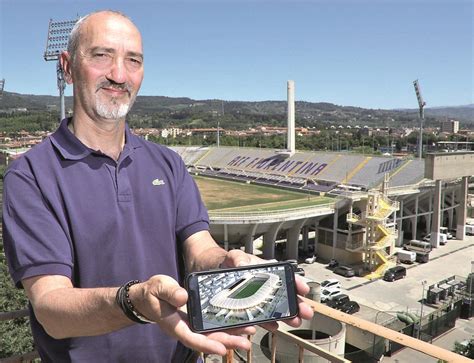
[0,0,472,109]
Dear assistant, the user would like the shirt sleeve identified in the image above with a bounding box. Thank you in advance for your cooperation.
[173,157,210,242]
[2,169,73,288]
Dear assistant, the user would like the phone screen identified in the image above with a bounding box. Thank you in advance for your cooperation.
[186,262,299,333]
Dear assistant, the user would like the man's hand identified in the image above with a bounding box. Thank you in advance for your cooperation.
[129,274,255,355]
[183,232,314,344]
[218,249,314,330]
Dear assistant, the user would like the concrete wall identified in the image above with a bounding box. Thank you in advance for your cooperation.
[275,313,346,362]
[425,152,474,180]
[318,244,364,265]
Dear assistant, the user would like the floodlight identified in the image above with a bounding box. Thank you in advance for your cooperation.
[413,80,426,110]
[413,79,426,160]
[44,18,77,61]
[44,17,78,120]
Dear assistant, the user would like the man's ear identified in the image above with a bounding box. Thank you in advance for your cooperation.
[60,51,73,84]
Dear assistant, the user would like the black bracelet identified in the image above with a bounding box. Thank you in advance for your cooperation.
[116,280,155,324]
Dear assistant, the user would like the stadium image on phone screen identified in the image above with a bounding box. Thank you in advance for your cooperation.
[196,264,293,330]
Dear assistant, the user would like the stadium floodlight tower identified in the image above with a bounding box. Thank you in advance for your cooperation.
[44,18,78,120]
[0,78,5,99]
[413,79,426,159]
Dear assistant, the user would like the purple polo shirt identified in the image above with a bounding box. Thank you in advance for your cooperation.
[2,118,209,362]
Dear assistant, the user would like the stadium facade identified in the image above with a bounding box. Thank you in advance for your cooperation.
[173,145,472,277]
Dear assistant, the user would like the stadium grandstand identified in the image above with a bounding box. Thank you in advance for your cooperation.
[172,145,472,279]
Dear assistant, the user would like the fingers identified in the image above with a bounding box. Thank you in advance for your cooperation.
[149,275,188,308]
[220,249,252,268]
[206,331,252,351]
[129,275,188,324]
[221,325,257,336]
[297,296,314,319]
[258,321,279,332]
[220,249,267,268]
[170,311,252,355]
[294,275,310,296]
[283,316,303,328]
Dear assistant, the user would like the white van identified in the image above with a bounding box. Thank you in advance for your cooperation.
[466,225,474,236]
[404,239,432,253]
[423,233,447,245]
[397,250,416,264]
[439,233,448,245]
[439,227,453,240]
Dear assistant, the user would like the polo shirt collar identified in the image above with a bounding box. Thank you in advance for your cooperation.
[50,118,141,161]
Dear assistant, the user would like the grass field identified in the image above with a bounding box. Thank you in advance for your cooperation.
[230,278,266,299]
[193,175,335,212]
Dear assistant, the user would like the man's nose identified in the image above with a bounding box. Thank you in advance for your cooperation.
[106,57,127,84]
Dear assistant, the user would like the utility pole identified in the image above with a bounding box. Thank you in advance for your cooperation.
[418,280,427,339]
[413,80,426,159]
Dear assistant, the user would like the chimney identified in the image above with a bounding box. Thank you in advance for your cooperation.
[287,80,296,155]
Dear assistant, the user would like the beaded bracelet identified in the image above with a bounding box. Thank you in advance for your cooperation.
[116,280,155,324]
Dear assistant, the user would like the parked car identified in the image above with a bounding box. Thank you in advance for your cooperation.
[320,278,341,290]
[320,288,342,303]
[423,233,447,245]
[404,239,432,253]
[415,252,430,263]
[326,294,350,309]
[334,265,355,278]
[304,255,317,264]
[467,225,474,236]
[340,301,360,314]
[295,267,305,276]
[286,259,298,270]
[383,266,407,282]
[440,227,454,240]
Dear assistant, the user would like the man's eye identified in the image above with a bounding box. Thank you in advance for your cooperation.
[129,58,142,65]
[125,58,142,70]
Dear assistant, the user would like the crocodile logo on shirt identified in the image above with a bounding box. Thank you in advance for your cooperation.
[152,178,165,186]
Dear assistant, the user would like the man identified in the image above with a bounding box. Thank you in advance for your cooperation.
[2,10,313,362]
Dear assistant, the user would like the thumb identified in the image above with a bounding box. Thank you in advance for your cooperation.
[154,276,188,308]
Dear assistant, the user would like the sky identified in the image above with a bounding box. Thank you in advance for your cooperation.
[0,0,472,109]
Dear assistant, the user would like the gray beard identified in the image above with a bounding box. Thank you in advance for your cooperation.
[95,94,137,120]
[96,101,130,119]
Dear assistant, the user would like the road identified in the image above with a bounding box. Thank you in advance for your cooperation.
[301,235,474,361]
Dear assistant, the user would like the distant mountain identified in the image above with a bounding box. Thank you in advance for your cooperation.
[1,91,472,128]
[424,104,474,123]
[396,104,474,123]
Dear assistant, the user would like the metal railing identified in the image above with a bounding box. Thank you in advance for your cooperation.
[226,297,472,363]
[2,296,471,363]
[209,202,336,221]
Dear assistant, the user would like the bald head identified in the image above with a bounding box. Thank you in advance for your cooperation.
[67,11,141,62]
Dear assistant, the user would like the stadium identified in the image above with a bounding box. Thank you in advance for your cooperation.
[171,82,472,280]
[206,272,282,321]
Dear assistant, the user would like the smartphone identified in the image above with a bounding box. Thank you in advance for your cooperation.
[185,261,299,333]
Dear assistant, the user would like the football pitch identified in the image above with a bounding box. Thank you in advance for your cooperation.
[231,278,267,299]
[193,175,335,212]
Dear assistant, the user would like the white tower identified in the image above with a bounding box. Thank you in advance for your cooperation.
[287,80,296,155]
